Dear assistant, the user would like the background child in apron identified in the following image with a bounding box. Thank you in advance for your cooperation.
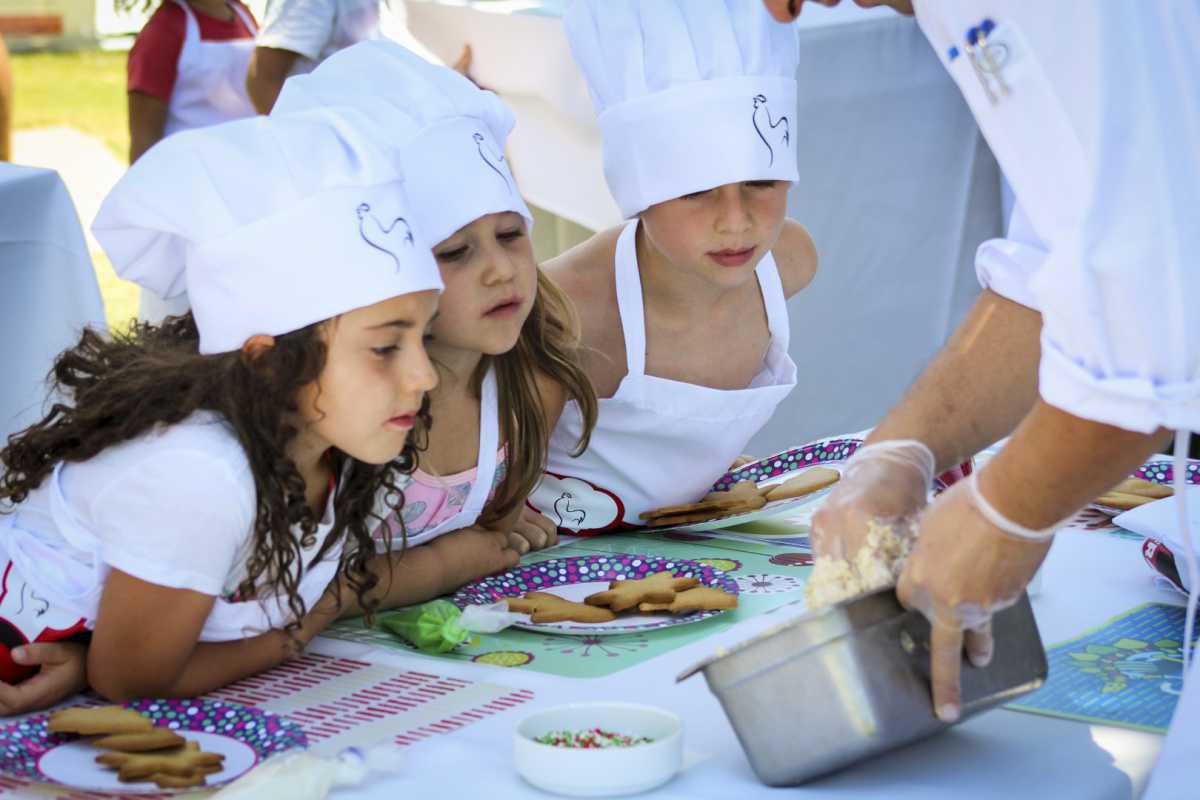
[0,104,443,709]
[273,42,598,609]
[246,0,470,113]
[528,1,816,534]
[126,0,260,321]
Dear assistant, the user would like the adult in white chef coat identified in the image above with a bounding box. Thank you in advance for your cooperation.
[765,0,1200,778]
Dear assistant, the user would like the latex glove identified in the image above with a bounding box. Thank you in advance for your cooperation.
[508,507,559,555]
[896,476,1052,723]
[811,440,935,560]
[0,642,88,716]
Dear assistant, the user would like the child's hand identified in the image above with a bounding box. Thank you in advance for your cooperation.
[508,508,559,555]
[433,528,521,588]
[0,642,88,716]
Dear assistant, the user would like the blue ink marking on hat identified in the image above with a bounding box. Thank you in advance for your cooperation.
[752,94,789,167]
[474,132,512,194]
[357,202,414,272]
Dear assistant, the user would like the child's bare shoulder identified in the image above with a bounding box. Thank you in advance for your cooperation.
[543,226,623,335]
[771,219,819,298]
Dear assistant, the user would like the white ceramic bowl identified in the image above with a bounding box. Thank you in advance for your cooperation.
[514,702,683,797]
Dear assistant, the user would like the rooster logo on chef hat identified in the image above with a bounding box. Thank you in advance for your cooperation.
[473,132,512,193]
[751,94,789,167]
[357,202,415,271]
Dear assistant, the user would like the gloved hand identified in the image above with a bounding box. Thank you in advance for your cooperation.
[811,440,936,560]
[896,473,1053,723]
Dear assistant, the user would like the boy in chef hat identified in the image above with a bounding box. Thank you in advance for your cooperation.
[529,0,819,534]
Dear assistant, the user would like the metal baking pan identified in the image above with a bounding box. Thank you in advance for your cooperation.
[678,589,1046,785]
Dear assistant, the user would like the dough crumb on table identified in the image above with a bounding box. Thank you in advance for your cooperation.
[804,521,912,610]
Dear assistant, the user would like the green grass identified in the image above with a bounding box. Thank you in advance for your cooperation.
[12,49,139,329]
[11,49,129,160]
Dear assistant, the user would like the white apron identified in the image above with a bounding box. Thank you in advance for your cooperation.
[532,220,797,534]
[381,367,501,549]
[164,0,259,136]
[0,461,341,645]
[143,0,259,323]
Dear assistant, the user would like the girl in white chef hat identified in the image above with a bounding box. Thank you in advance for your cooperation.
[0,104,451,706]
[527,0,818,534]
[273,41,598,580]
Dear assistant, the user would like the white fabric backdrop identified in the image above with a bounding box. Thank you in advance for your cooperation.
[0,164,106,444]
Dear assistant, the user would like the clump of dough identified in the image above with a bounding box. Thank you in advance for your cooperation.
[804,521,912,610]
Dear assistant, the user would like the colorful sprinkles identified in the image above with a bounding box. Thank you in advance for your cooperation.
[533,728,654,749]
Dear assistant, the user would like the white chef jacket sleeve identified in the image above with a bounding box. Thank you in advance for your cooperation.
[1026,5,1200,434]
[256,0,336,62]
[973,200,1045,312]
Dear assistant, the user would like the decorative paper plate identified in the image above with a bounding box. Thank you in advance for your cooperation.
[662,437,863,533]
[1090,459,1200,516]
[0,697,306,795]
[453,554,739,636]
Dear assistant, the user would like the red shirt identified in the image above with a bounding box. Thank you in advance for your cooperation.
[127,1,257,104]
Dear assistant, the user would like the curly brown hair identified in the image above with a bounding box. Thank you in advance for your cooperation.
[0,314,427,628]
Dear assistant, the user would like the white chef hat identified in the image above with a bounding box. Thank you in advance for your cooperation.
[566,0,800,218]
[273,40,532,248]
[93,108,443,355]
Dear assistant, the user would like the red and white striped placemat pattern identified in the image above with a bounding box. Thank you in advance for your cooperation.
[0,654,533,799]
[207,653,534,752]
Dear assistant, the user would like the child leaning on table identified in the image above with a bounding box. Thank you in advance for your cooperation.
[527,0,818,534]
[0,105,458,712]
[272,41,598,577]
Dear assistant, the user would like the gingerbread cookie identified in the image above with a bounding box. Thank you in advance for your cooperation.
[763,467,840,502]
[507,592,617,624]
[96,740,224,783]
[585,571,700,613]
[48,706,155,736]
[93,729,185,752]
[1094,490,1156,510]
[703,479,766,504]
[640,492,766,528]
[638,586,738,614]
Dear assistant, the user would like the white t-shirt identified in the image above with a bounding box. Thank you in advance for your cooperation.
[257,0,399,75]
[0,411,339,640]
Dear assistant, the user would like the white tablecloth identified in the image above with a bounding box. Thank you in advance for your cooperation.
[323,529,1174,799]
[0,164,106,443]
[404,2,1001,453]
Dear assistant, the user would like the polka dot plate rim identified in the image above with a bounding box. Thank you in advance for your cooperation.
[0,696,306,794]
[1090,458,1200,517]
[663,436,862,533]
[452,554,739,636]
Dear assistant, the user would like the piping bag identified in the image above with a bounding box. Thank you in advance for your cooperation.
[377,599,524,652]
[211,744,403,800]
[213,602,522,798]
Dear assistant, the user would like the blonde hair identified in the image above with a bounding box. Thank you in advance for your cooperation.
[476,269,597,524]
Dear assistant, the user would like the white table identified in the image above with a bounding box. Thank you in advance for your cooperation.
[403,1,1003,453]
[0,164,106,443]
[323,528,1175,799]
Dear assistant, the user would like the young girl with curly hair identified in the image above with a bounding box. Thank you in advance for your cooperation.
[0,104,443,706]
